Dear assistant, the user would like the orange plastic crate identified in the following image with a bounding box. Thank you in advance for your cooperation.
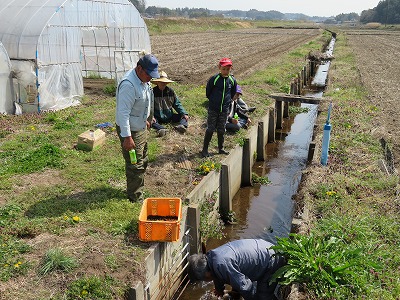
[138,198,182,242]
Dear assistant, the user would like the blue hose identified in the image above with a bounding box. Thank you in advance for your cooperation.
[321,103,332,165]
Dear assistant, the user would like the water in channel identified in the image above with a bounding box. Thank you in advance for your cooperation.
[179,102,319,300]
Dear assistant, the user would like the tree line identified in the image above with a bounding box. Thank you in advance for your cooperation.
[360,0,400,24]
[129,0,400,24]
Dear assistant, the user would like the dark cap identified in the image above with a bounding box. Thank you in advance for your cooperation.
[138,54,160,78]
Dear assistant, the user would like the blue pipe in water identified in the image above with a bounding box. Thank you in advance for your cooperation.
[321,103,332,165]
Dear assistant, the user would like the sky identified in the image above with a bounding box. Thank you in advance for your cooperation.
[145,0,381,17]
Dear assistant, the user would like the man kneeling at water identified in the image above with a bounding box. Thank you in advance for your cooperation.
[187,239,286,300]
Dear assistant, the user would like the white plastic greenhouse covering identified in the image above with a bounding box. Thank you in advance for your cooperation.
[0,42,13,114]
[0,0,151,113]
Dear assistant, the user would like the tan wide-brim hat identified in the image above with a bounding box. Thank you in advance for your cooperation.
[151,71,174,83]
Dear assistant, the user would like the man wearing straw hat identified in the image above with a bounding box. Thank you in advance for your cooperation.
[151,71,189,136]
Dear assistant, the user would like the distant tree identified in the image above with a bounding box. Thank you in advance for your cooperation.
[335,12,359,22]
[376,0,400,24]
[265,10,285,20]
[145,6,176,16]
[188,9,209,18]
[130,0,146,13]
[360,9,377,23]
[360,0,400,24]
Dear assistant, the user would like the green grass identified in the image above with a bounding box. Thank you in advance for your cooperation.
[0,229,31,281]
[39,248,78,275]
[65,275,118,299]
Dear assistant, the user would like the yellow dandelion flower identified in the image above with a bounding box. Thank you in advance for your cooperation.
[205,167,210,173]
[81,290,88,296]
[72,216,80,222]
[211,163,215,168]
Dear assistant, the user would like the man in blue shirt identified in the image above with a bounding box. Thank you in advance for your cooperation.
[115,54,160,202]
[188,239,286,300]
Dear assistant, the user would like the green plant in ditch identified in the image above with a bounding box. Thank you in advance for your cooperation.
[288,105,310,114]
[39,248,78,275]
[270,233,383,298]
[199,194,225,243]
[221,210,237,224]
[252,172,271,185]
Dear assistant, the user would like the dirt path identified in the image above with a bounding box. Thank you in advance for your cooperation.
[346,30,400,168]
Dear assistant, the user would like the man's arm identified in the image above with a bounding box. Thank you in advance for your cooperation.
[116,81,136,138]
[227,269,257,300]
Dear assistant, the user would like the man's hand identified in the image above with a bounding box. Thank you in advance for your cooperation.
[212,288,224,297]
[231,118,239,125]
[123,136,135,151]
[182,114,189,121]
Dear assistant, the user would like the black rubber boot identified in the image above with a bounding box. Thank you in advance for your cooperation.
[217,132,229,155]
[201,131,213,158]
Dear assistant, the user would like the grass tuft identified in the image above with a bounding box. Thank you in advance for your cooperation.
[39,248,78,275]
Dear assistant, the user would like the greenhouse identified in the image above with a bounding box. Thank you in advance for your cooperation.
[0,0,151,113]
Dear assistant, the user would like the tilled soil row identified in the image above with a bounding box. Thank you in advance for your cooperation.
[347,31,400,168]
[151,28,321,84]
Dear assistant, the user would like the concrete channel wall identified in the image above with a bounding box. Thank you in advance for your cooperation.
[127,106,280,300]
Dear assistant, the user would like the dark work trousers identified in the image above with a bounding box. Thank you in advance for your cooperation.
[255,255,286,300]
[116,125,148,202]
[151,113,188,130]
[206,109,228,134]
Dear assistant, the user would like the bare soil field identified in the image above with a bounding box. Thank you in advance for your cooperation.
[150,28,321,85]
[346,30,400,168]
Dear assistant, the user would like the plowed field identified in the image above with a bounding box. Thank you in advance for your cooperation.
[347,30,400,168]
[150,28,321,84]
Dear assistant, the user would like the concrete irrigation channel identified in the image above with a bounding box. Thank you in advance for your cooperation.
[127,33,337,300]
